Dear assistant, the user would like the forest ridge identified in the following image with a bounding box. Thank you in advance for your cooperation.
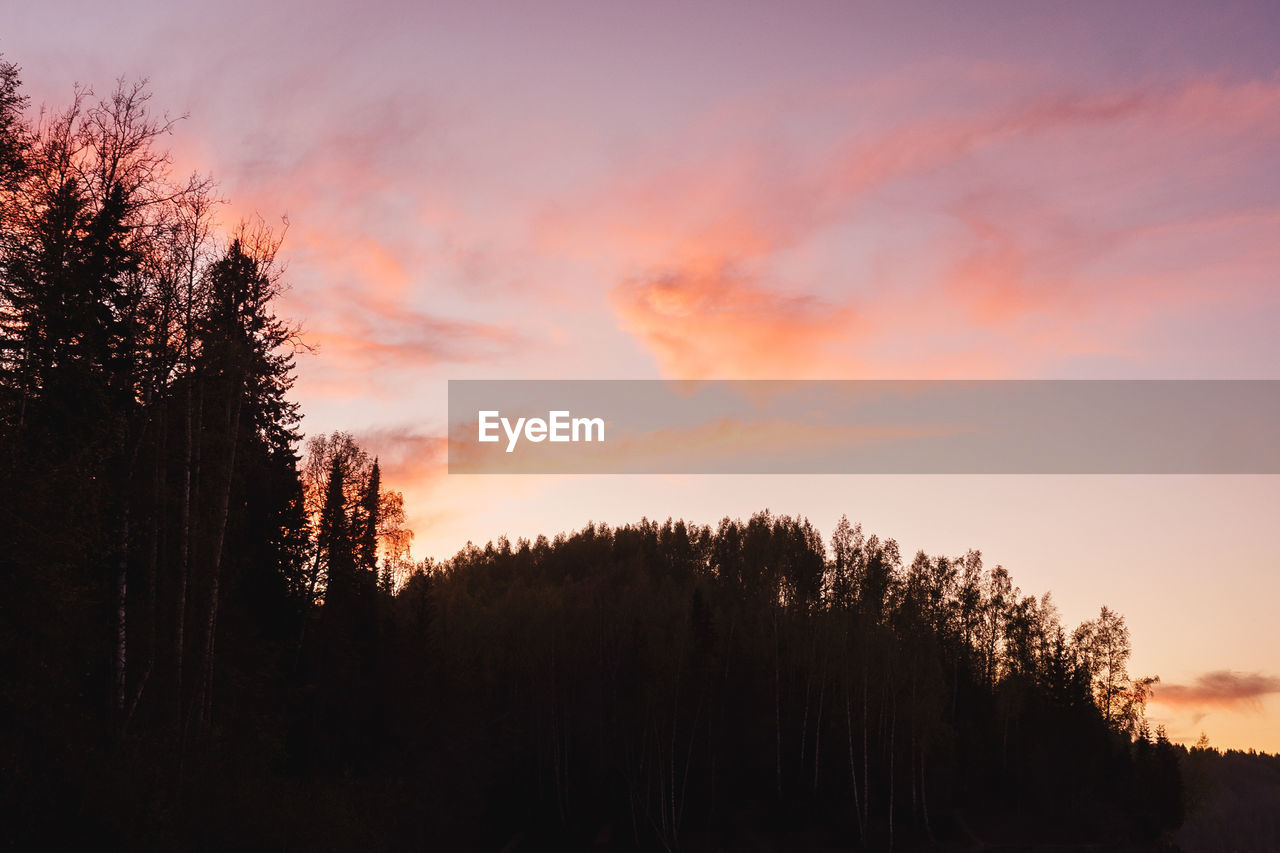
[0,59,1243,851]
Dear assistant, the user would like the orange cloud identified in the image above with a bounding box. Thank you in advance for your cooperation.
[357,426,448,487]
[611,263,858,379]
[1153,671,1280,711]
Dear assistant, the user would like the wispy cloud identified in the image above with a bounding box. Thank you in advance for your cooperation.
[531,75,1280,379]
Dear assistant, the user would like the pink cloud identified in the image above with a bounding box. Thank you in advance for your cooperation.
[535,75,1280,379]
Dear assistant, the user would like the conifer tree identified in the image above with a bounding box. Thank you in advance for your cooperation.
[357,459,381,577]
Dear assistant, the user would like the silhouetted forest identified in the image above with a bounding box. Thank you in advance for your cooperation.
[0,59,1268,852]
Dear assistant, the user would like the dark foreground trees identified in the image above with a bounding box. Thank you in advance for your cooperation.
[399,515,1186,851]
[1,59,1194,851]
[0,58,309,834]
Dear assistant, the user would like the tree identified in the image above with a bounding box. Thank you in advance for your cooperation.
[187,229,299,733]
[0,54,28,236]
[356,458,381,576]
[319,453,355,604]
[0,77,186,727]
[1072,605,1155,734]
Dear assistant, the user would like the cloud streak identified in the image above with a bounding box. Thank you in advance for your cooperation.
[1154,671,1280,711]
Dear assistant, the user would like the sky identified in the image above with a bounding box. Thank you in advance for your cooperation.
[7,0,1280,751]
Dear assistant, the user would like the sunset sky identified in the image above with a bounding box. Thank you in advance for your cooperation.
[8,0,1280,751]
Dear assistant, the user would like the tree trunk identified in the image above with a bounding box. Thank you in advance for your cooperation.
[194,378,242,733]
[888,692,896,851]
[800,662,811,771]
[862,659,869,832]
[911,672,917,828]
[175,379,199,728]
[812,664,825,794]
[127,417,163,725]
[112,502,129,720]
[774,608,782,799]
[921,748,932,839]
[846,686,864,843]
[175,228,199,727]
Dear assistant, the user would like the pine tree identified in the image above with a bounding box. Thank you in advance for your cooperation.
[319,453,353,605]
[357,459,381,577]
